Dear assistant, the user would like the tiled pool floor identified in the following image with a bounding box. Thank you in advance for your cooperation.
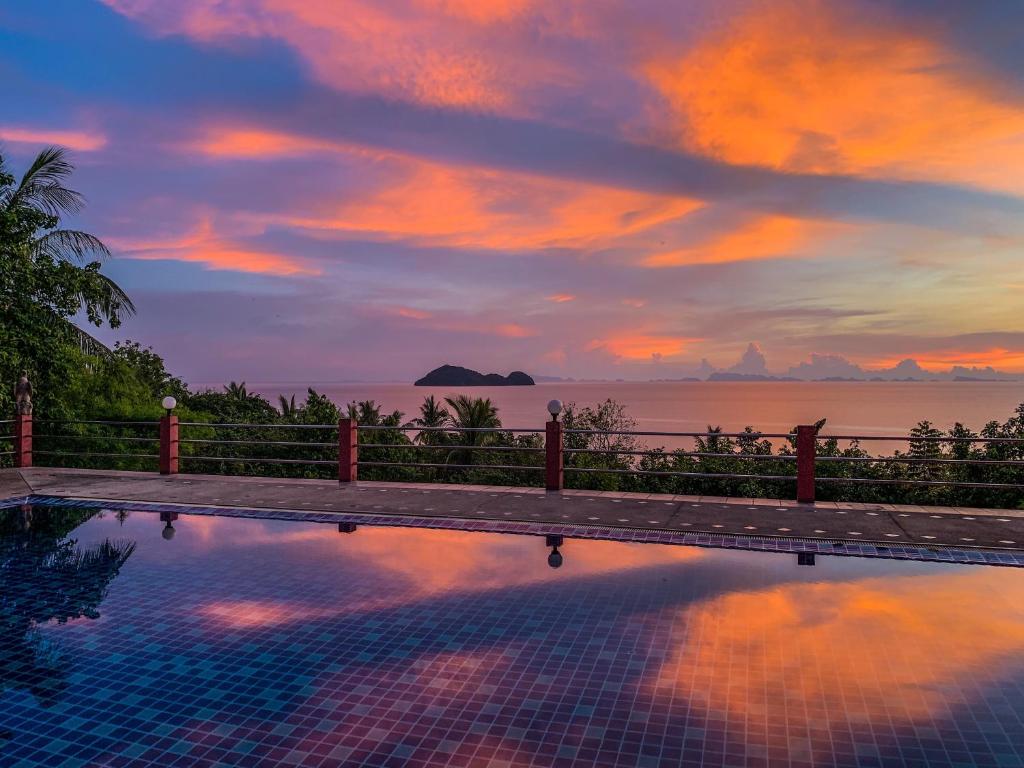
[2,502,1023,767]
[4,493,1024,568]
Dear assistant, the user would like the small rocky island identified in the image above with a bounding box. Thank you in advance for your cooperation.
[415,365,535,386]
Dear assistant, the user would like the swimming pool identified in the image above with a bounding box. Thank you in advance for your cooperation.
[1,502,1023,767]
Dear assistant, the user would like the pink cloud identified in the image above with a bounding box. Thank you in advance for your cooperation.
[102,0,568,112]
[0,125,107,151]
[107,215,321,276]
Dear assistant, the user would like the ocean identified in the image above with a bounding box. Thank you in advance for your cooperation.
[232,381,1024,447]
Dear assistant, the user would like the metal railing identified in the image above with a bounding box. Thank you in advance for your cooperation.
[27,419,160,466]
[5,415,1024,505]
[352,424,545,476]
[811,433,1024,492]
[175,421,339,469]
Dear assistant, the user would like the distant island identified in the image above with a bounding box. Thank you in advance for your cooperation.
[415,365,535,386]
[707,372,800,382]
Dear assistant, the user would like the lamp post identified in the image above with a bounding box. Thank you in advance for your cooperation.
[159,396,179,475]
[545,400,563,491]
[547,399,562,422]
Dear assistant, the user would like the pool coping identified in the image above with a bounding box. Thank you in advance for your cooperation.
[5,492,1024,569]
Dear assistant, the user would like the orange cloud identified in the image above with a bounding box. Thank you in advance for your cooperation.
[0,125,107,152]
[108,216,320,276]
[649,570,1024,744]
[644,1,1024,192]
[546,293,576,303]
[494,323,536,338]
[870,347,1024,372]
[186,518,704,624]
[103,0,563,112]
[394,306,433,320]
[187,128,339,159]
[418,0,535,24]
[241,134,704,250]
[130,246,319,276]
[182,122,705,255]
[587,333,699,361]
[282,153,702,252]
[643,214,834,267]
[200,600,335,628]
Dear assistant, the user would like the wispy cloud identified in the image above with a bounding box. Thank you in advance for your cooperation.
[0,125,107,151]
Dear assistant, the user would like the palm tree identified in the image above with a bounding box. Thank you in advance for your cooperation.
[224,381,249,400]
[410,395,450,445]
[0,147,135,325]
[444,395,500,465]
[278,394,298,419]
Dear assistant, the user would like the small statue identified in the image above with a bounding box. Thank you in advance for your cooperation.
[14,371,32,415]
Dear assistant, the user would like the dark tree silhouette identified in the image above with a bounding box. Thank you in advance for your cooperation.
[0,506,135,706]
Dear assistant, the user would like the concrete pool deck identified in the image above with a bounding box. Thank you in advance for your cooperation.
[3,466,1024,553]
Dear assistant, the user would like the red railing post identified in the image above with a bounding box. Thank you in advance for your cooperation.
[159,414,179,475]
[545,419,563,491]
[339,417,357,482]
[13,413,32,468]
[796,425,816,503]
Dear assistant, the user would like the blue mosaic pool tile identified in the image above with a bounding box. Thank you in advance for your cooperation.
[3,493,1023,568]
[3,497,1024,766]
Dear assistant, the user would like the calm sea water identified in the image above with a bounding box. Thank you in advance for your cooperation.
[242,381,1024,437]
[2,504,1022,767]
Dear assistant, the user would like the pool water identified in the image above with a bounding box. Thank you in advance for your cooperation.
[1,504,1023,768]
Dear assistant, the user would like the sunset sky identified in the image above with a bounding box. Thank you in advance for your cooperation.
[3,0,1024,382]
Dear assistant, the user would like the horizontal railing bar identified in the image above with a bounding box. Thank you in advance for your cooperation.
[817,476,1024,489]
[357,426,543,433]
[180,438,335,447]
[564,448,796,460]
[563,429,793,438]
[179,422,337,430]
[360,443,543,452]
[34,434,159,443]
[0,450,13,456]
[359,461,543,471]
[0,419,13,424]
[816,455,1024,466]
[182,456,336,465]
[565,467,794,480]
[820,434,1024,443]
[34,420,158,427]
[34,451,156,459]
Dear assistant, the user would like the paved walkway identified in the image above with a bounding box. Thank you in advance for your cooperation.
[3,467,1024,552]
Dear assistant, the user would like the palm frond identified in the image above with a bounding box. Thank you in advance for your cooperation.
[34,229,112,263]
[93,272,137,318]
[5,147,84,216]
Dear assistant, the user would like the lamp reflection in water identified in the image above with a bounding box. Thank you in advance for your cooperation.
[159,511,178,541]
[546,534,564,569]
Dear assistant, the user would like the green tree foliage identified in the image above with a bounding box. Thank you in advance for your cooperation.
[111,341,188,402]
[0,148,135,417]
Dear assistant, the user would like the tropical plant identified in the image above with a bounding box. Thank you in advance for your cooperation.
[0,147,135,416]
[278,394,298,419]
[225,381,249,400]
[410,395,450,444]
[443,395,500,466]
[1,147,134,324]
